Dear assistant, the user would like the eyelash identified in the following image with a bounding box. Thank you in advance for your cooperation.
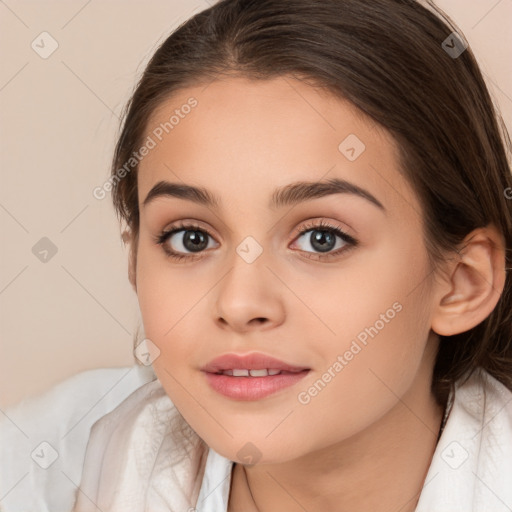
[154,219,358,262]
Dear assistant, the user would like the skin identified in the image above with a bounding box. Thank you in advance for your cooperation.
[129,76,506,511]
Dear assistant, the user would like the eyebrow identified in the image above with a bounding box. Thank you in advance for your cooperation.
[142,178,385,211]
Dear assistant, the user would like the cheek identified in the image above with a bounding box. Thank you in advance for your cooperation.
[296,242,434,433]
[135,246,178,338]
[289,230,432,360]
[296,294,431,449]
[136,236,186,324]
[135,243,218,375]
[284,298,433,460]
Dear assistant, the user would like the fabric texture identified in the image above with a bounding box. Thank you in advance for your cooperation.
[0,365,155,512]
[2,366,512,511]
[71,379,209,512]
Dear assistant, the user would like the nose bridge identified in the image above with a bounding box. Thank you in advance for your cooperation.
[213,234,285,330]
[221,234,270,299]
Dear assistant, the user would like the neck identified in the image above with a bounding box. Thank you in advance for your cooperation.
[228,358,445,512]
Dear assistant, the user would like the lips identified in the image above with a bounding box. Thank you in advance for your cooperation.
[201,352,311,400]
[201,352,310,374]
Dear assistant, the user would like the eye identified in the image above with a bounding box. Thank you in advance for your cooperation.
[154,222,218,261]
[291,219,358,261]
[154,219,358,262]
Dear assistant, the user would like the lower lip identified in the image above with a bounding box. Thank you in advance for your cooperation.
[203,370,310,400]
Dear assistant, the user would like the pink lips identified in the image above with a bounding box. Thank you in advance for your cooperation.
[201,352,310,401]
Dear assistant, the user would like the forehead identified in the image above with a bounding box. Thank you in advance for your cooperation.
[137,76,419,218]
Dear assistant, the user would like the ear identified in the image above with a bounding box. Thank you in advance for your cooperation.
[122,228,138,293]
[431,224,506,336]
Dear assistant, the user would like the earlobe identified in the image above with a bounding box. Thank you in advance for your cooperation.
[431,225,506,336]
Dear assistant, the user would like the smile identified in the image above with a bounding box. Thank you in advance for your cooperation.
[217,368,298,376]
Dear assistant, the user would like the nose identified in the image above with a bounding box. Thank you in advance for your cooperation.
[213,253,285,333]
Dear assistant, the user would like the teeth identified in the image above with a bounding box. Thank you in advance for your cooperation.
[221,368,283,377]
[249,369,269,377]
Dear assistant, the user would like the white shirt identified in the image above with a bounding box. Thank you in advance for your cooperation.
[1,365,511,511]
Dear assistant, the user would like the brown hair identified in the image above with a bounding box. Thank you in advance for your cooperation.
[111,0,512,406]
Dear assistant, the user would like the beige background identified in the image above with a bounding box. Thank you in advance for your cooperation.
[1,0,511,408]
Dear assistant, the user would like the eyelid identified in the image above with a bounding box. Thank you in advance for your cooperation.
[291,218,355,240]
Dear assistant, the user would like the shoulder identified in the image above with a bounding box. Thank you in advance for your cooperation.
[73,376,209,511]
[416,368,512,512]
[456,368,512,432]
[0,365,156,512]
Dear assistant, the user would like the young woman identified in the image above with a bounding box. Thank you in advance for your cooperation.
[4,1,512,511]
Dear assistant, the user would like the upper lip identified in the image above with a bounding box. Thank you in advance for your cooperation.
[201,352,310,373]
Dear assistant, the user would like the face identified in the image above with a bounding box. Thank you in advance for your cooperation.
[135,76,439,464]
